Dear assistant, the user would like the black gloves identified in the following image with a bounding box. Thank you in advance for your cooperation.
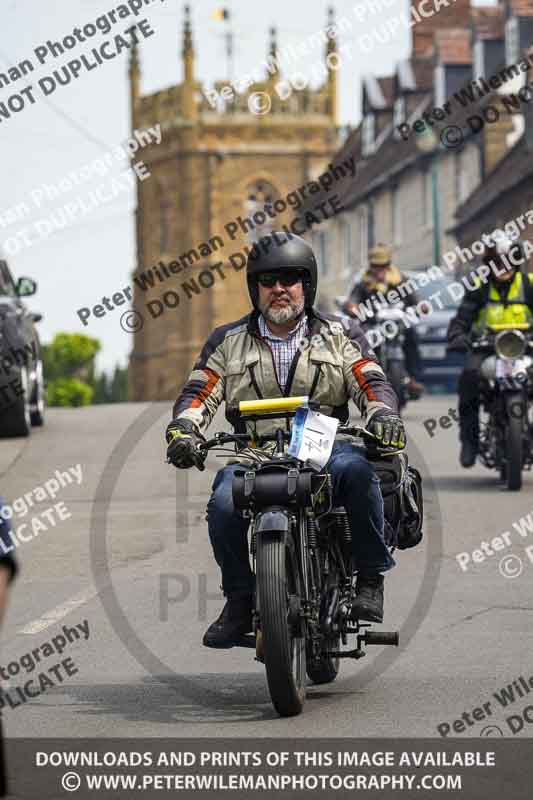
[367,410,406,449]
[447,333,470,352]
[166,418,207,470]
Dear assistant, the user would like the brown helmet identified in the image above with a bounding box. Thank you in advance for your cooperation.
[369,243,392,268]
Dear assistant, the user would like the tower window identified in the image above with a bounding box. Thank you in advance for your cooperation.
[244,180,279,243]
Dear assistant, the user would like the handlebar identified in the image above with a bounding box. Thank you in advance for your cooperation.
[197,424,383,454]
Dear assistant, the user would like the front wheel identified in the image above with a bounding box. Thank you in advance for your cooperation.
[257,534,306,717]
[506,410,523,491]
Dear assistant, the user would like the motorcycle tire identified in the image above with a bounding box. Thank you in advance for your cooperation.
[388,361,407,410]
[257,535,306,717]
[505,411,523,492]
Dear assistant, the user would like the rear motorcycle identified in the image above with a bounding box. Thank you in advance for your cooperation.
[474,327,533,491]
[193,397,423,717]
[336,298,412,410]
[369,306,411,410]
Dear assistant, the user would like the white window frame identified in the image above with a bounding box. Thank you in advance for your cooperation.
[434,65,446,107]
[362,113,375,157]
[505,17,520,66]
[393,96,406,130]
[473,40,485,81]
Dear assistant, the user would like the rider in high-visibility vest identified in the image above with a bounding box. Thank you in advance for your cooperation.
[447,236,533,468]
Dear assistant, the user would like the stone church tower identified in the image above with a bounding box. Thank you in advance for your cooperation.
[128,6,339,400]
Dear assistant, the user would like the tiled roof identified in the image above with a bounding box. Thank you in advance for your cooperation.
[452,136,533,230]
[472,6,505,39]
[434,29,472,65]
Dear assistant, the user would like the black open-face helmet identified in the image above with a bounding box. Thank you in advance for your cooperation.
[246,232,318,310]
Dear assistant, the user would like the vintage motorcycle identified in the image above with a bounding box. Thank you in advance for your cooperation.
[474,325,533,491]
[194,396,423,717]
[367,305,411,410]
[336,298,412,409]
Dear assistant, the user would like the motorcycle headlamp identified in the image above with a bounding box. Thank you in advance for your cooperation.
[495,329,526,359]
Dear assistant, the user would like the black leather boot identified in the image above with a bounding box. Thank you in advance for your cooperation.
[460,440,478,468]
[350,573,384,623]
[202,594,253,648]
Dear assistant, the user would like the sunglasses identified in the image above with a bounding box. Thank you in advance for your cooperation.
[257,271,304,288]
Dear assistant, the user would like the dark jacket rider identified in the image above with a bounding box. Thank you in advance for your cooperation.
[346,243,424,397]
[166,233,406,649]
[447,236,533,468]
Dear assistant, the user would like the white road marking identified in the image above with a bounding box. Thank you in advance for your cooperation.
[19,587,99,635]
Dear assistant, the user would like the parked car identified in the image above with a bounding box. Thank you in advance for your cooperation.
[403,271,466,393]
[0,259,44,437]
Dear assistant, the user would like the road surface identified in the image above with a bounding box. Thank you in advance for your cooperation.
[1,398,532,742]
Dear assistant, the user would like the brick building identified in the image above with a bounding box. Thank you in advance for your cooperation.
[127,7,339,400]
[309,0,533,311]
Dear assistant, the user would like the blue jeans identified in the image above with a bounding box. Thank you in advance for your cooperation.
[206,441,395,597]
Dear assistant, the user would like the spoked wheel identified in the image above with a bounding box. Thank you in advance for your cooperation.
[306,578,340,686]
[257,534,306,717]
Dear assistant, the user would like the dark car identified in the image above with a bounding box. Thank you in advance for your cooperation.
[0,259,44,437]
[404,271,466,393]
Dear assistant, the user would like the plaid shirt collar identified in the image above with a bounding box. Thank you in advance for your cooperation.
[257,312,308,342]
[257,313,309,390]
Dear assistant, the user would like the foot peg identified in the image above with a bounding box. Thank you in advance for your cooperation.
[326,630,399,660]
[363,631,399,646]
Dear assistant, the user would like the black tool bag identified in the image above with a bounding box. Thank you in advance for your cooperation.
[370,452,423,550]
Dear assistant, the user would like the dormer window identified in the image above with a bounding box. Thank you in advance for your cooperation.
[505,17,520,65]
[473,40,485,80]
[393,96,406,129]
[362,113,375,156]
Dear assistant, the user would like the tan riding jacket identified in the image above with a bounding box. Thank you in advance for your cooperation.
[173,309,398,443]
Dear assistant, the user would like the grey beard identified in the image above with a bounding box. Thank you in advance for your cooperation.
[261,298,305,325]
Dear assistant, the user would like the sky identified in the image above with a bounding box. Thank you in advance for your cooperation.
[0,0,490,372]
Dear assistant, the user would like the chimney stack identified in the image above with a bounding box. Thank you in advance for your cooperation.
[411,0,472,58]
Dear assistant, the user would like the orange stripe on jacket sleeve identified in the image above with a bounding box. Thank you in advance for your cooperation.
[190,368,221,408]
[351,359,378,402]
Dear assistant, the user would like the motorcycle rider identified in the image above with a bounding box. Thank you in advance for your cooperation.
[447,235,533,468]
[165,232,406,648]
[345,243,425,398]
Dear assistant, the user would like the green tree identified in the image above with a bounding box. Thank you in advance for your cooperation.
[92,372,110,404]
[43,333,100,407]
[110,365,128,402]
[46,378,94,407]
